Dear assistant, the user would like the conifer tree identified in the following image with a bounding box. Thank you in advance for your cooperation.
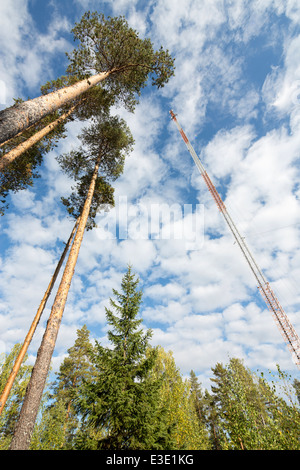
[9,116,133,450]
[152,348,209,450]
[75,267,172,450]
[30,325,97,449]
[0,101,67,213]
[0,76,114,171]
[0,12,175,144]
[0,345,32,449]
[189,370,206,427]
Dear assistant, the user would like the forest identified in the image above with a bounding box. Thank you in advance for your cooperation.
[0,9,300,451]
[0,266,300,450]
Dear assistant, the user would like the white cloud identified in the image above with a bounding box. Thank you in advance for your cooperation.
[0,0,72,107]
[262,35,300,116]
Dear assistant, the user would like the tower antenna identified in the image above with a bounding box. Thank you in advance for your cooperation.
[170,110,300,369]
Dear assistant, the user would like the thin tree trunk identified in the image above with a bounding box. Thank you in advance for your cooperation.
[9,158,101,450]
[0,71,111,144]
[0,123,36,148]
[0,218,79,416]
[0,104,78,171]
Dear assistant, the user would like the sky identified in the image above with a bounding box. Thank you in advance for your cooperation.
[1,0,300,391]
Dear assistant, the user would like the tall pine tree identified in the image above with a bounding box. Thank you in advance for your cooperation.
[0,13,175,144]
[9,115,132,450]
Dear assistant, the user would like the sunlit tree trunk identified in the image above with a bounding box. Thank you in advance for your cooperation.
[9,156,101,450]
[0,218,79,417]
[0,72,111,144]
[0,104,78,171]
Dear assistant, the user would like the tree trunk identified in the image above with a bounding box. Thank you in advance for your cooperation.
[0,71,111,145]
[9,157,101,450]
[0,218,79,416]
[0,104,78,171]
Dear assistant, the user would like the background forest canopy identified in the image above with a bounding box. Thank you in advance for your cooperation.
[1,266,300,450]
[1,0,300,451]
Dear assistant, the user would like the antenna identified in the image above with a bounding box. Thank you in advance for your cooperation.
[170,110,300,369]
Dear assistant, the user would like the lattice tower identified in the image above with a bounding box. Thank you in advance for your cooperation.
[170,110,300,369]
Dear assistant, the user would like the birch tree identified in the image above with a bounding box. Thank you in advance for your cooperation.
[0,12,175,144]
[9,116,133,450]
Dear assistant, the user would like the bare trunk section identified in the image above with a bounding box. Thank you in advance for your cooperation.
[9,159,101,450]
[0,104,78,171]
[0,218,79,416]
[0,123,37,148]
[0,71,111,145]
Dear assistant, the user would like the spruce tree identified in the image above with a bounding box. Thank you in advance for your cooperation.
[75,266,172,450]
[189,370,206,427]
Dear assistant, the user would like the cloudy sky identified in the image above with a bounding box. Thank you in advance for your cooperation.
[1,0,300,389]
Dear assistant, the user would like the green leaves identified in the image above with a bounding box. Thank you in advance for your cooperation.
[207,358,300,450]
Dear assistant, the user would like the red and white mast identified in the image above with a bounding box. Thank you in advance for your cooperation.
[170,110,300,369]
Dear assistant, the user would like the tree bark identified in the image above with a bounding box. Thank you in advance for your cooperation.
[0,218,79,417]
[0,104,78,171]
[9,157,101,450]
[0,71,111,145]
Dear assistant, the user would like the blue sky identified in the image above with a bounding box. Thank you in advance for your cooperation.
[1,0,300,389]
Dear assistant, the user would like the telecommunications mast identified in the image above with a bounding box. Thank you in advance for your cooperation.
[170,110,300,369]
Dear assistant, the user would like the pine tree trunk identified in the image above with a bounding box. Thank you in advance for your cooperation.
[0,104,78,171]
[0,71,111,145]
[9,158,101,450]
[0,218,79,416]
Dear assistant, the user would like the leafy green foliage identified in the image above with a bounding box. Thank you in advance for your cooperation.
[66,12,175,112]
[0,344,32,449]
[2,338,300,450]
[207,358,300,450]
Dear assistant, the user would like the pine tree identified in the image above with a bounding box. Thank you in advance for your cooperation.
[57,114,133,230]
[30,325,97,449]
[75,266,172,450]
[0,100,67,213]
[0,75,114,172]
[0,13,175,144]
[9,116,133,450]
